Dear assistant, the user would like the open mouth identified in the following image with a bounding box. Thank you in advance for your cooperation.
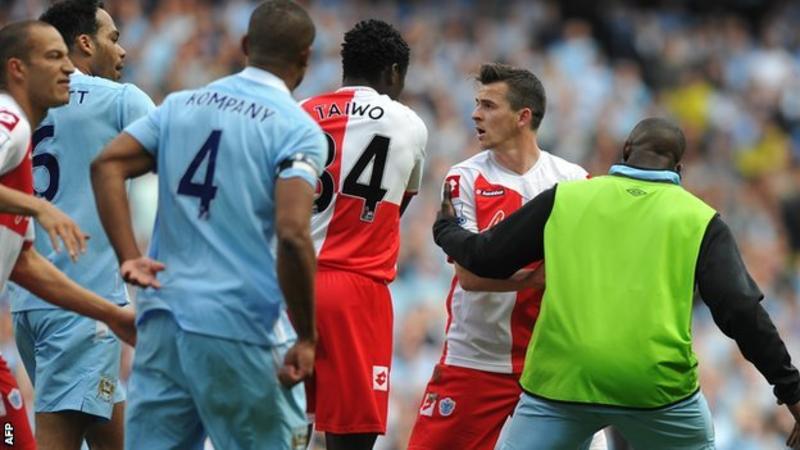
[476,127,486,138]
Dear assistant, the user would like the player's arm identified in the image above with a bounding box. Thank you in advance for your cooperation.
[91,132,163,287]
[9,246,136,346]
[696,215,800,427]
[275,176,317,387]
[455,263,544,292]
[434,184,555,279]
[400,116,428,218]
[0,184,88,260]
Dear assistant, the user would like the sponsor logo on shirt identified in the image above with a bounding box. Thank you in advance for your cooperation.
[476,188,505,197]
[480,210,506,232]
[419,392,437,417]
[438,397,456,417]
[372,366,389,391]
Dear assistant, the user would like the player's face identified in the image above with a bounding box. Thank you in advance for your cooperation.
[90,9,126,81]
[472,82,519,150]
[25,25,74,108]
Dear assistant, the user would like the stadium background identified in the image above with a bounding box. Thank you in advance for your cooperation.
[1,0,799,448]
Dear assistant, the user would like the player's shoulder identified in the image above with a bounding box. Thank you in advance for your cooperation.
[0,93,31,139]
[450,150,493,174]
[70,73,151,103]
[444,151,494,188]
[70,72,125,93]
[538,150,588,180]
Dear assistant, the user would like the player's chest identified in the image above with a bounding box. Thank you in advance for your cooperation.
[472,173,558,232]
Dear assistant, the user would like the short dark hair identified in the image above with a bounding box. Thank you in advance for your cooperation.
[0,20,47,88]
[40,0,104,52]
[342,19,410,83]
[477,63,546,130]
[247,0,315,67]
[627,117,686,164]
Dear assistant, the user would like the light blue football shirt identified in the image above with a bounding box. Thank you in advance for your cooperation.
[11,70,154,312]
[125,67,326,346]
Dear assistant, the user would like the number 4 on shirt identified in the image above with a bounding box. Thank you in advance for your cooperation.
[178,129,221,219]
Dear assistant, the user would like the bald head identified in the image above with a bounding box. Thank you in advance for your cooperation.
[0,20,50,88]
[246,0,315,68]
[624,118,686,167]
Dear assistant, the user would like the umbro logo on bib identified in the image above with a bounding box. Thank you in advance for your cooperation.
[626,187,648,197]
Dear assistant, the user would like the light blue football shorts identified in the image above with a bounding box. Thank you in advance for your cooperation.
[13,309,125,420]
[499,390,715,450]
[125,310,308,450]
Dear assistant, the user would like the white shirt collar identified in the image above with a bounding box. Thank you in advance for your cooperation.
[239,66,291,94]
[71,68,85,76]
[335,85,378,94]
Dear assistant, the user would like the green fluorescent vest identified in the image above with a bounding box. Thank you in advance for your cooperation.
[520,175,716,408]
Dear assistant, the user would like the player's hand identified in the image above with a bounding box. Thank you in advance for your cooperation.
[120,257,165,289]
[108,305,137,347]
[437,182,456,221]
[35,200,88,262]
[278,339,315,388]
[786,402,800,449]
[516,264,545,290]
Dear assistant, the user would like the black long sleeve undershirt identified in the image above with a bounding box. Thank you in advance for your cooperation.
[433,184,800,405]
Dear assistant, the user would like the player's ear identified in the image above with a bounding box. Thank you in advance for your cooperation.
[518,108,532,129]
[297,46,311,71]
[76,34,94,57]
[240,35,249,58]
[622,140,632,162]
[6,57,26,83]
[390,63,401,84]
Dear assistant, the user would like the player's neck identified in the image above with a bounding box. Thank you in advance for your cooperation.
[342,77,382,94]
[70,57,92,76]
[492,136,541,175]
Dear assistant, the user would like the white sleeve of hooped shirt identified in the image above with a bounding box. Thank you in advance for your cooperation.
[0,108,29,176]
[443,166,478,233]
[404,110,429,193]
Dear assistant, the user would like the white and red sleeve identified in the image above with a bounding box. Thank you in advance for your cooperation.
[405,113,428,194]
[443,166,478,234]
[0,108,28,176]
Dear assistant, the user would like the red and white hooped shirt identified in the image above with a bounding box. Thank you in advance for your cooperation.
[0,93,35,290]
[441,149,587,374]
[302,87,427,283]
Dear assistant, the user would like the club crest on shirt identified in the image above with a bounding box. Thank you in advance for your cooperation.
[445,175,461,198]
[438,397,456,416]
[6,389,22,410]
[0,110,19,132]
[372,366,389,391]
[419,392,437,417]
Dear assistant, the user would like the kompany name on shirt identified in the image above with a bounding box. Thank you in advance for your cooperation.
[184,90,275,122]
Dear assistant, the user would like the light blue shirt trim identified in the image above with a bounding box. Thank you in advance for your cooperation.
[608,164,681,185]
[238,66,290,94]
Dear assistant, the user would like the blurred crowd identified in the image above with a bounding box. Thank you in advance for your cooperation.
[2,0,800,449]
